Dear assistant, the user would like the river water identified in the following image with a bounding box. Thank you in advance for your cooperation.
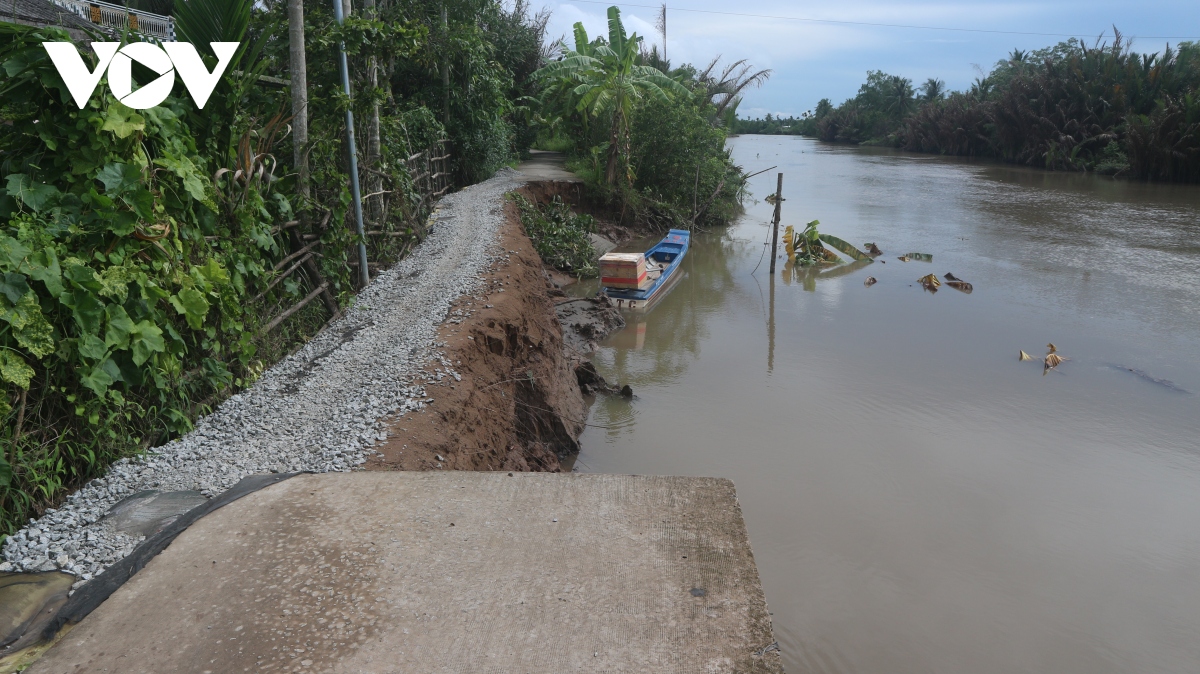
[574,135,1200,674]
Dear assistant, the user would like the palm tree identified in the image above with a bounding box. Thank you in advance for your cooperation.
[535,6,688,186]
[919,77,945,103]
[970,76,993,101]
[692,56,772,124]
[884,75,915,117]
[641,44,671,75]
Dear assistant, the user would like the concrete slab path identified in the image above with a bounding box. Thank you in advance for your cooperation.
[517,150,582,183]
[29,472,781,673]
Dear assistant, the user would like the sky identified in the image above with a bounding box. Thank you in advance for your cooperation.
[531,1,1200,119]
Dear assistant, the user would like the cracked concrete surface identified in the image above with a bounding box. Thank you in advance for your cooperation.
[28,472,782,673]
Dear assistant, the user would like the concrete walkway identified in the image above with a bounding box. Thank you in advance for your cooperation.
[29,472,781,673]
[518,150,582,182]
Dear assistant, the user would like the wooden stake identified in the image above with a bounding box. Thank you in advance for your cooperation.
[769,172,783,274]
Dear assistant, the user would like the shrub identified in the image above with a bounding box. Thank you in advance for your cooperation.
[511,195,597,277]
[0,25,307,533]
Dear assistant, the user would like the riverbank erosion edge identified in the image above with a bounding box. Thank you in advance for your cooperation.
[0,168,559,579]
[367,183,621,472]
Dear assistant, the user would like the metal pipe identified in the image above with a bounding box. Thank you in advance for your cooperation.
[333,0,370,287]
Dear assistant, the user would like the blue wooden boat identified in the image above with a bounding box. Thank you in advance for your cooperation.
[603,229,690,310]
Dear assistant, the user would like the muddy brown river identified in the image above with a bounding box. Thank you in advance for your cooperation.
[574,135,1200,674]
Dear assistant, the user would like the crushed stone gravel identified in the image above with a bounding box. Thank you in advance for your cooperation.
[1,169,527,582]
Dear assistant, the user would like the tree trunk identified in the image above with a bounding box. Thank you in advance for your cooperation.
[441,3,450,125]
[288,0,340,316]
[287,0,309,198]
[605,110,622,186]
[364,0,382,225]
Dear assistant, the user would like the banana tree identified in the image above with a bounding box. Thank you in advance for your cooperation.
[534,6,688,186]
[783,220,873,266]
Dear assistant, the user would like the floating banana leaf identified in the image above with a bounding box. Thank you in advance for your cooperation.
[783,225,796,259]
[945,280,973,293]
[903,252,933,262]
[1044,352,1065,375]
[818,234,873,262]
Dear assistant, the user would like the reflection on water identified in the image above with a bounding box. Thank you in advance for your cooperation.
[579,135,1200,674]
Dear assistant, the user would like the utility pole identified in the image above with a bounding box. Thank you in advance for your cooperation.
[769,172,783,274]
[656,4,667,63]
[333,0,369,287]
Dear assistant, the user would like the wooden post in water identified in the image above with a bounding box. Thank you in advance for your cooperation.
[769,172,783,274]
[768,273,776,372]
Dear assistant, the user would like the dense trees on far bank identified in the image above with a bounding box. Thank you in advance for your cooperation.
[736,33,1200,182]
[732,113,809,136]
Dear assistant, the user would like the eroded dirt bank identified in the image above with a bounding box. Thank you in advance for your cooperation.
[367,186,621,473]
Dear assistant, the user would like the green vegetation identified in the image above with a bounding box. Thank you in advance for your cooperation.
[0,0,546,535]
[738,33,1200,181]
[733,112,812,136]
[783,220,873,267]
[535,11,687,186]
[533,6,766,229]
[511,195,597,277]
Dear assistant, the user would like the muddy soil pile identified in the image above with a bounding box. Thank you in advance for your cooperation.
[554,297,626,355]
[368,190,622,473]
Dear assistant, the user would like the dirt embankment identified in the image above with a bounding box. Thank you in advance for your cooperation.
[367,185,621,474]
[520,180,636,245]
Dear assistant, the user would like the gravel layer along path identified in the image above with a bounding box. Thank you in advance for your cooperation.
[2,169,526,581]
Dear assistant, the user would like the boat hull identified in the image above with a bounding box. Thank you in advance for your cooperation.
[602,229,690,309]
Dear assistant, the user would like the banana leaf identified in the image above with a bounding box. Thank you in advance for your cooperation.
[783,225,796,259]
[903,252,933,262]
[818,234,873,262]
